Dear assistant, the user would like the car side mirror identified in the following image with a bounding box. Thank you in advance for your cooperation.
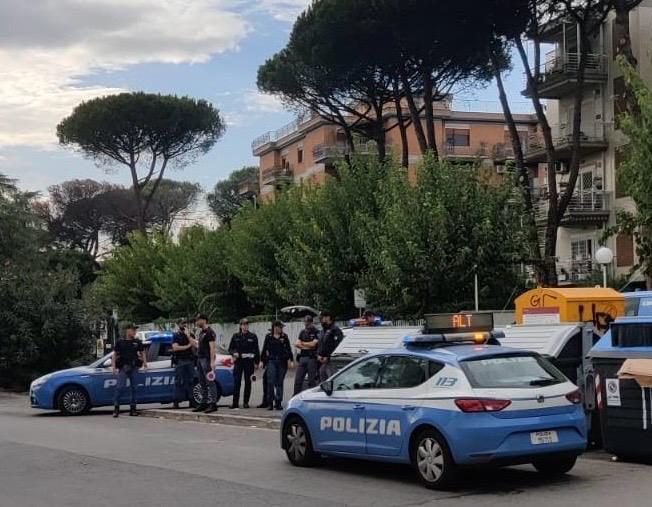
[102,359,112,369]
[320,380,334,396]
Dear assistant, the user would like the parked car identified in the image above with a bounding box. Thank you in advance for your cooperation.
[30,332,234,416]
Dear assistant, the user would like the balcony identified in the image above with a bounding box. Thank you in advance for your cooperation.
[524,122,607,163]
[443,143,490,160]
[262,166,294,187]
[238,180,258,196]
[523,52,607,99]
[534,189,611,226]
[492,143,515,161]
[312,142,379,163]
[557,258,594,284]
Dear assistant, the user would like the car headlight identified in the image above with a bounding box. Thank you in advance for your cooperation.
[31,375,52,389]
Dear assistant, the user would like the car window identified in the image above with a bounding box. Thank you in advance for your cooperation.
[377,356,444,389]
[158,343,174,358]
[461,354,567,389]
[333,357,384,391]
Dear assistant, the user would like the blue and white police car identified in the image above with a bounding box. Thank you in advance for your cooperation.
[281,313,587,489]
[30,332,234,416]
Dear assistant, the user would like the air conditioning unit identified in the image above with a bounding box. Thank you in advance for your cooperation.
[554,161,569,174]
[496,164,507,174]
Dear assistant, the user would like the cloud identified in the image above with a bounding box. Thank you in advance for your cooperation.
[255,0,310,22]
[0,0,251,148]
[245,90,285,113]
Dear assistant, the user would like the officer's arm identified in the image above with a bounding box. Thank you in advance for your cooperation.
[253,335,261,366]
[209,340,217,369]
[111,350,117,372]
[228,335,236,355]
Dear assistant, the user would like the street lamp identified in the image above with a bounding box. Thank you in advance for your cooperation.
[595,247,614,288]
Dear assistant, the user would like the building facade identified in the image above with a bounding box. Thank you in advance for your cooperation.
[252,97,538,202]
[526,2,652,284]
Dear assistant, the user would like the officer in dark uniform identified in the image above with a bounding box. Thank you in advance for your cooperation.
[228,318,260,409]
[318,311,344,382]
[261,321,294,410]
[112,324,148,418]
[172,323,197,409]
[293,315,320,395]
[192,314,220,413]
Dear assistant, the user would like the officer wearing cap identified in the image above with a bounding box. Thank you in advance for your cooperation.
[318,311,344,382]
[228,318,260,409]
[192,314,220,413]
[261,321,294,410]
[293,315,320,395]
[112,324,148,418]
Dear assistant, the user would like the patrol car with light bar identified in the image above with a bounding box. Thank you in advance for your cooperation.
[30,332,235,415]
[281,313,587,489]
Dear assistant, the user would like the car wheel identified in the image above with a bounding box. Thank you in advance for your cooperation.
[58,386,90,416]
[283,417,318,467]
[411,428,458,489]
[192,382,203,406]
[532,455,578,476]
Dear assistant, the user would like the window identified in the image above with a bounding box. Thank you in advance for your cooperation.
[334,357,384,391]
[571,239,593,260]
[461,354,567,389]
[445,128,470,147]
[617,233,634,267]
[615,147,629,198]
[297,147,304,164]
[376,357,444,389]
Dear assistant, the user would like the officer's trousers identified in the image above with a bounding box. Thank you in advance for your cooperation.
[293,356,319,395]
[113,365,138,409]
[232,359,255,405]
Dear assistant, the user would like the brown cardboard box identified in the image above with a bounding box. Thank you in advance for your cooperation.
[618,359,652,388]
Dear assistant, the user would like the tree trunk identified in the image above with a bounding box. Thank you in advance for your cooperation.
[614,0,642,118]
[491,49,545,283]
[127,156,146,233]
[392,78,410,168]
[423,69,437,153]
[401,70,428,155]
[373,104,387,161]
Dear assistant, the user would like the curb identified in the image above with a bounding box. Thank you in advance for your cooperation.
[141,408,281,430]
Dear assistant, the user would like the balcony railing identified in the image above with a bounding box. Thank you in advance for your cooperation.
[534,189,611,225]
[492,143,516,160]
[524,52,607,98]
[525,122,607,162]
[444,144,489,157]
[261,166,294,186]
[252,111,310,152]
[313,142,379,162]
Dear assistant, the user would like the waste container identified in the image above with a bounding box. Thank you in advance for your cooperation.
[589,317,652,460]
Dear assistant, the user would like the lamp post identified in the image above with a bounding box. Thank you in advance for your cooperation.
[595,247,614,288]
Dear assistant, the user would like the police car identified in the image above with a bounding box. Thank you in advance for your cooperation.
[30,332,234,416]
[281,313,587,489]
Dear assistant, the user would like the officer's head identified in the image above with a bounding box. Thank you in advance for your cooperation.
[195,314,209,329]
[320,311,334,327]
[304,315,314,328]
[363,310,375,325]
[272,320,285,335]
[125,323,139,339]
[239,318,249,333]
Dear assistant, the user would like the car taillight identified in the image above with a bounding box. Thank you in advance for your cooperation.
[455,399,511,413]
[220,357,233,368]
[565,389,583,405]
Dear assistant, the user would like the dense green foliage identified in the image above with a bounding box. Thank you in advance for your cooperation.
[0,176,95,388]
[207,166,259,226]
[96,158,527,322]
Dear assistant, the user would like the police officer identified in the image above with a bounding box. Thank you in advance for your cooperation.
[228,318,260,409]
[293,315,320,395]
[112,324,148,418]
[261,321,294,411]
[172,323,197,409]
[317,311,344,382]
[192,314,220,413]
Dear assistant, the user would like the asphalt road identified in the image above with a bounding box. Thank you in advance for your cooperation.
[1,392,652,507]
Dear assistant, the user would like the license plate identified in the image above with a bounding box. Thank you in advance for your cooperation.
[530,430,559,445]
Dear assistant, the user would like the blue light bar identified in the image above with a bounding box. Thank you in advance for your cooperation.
[402,334,446,345]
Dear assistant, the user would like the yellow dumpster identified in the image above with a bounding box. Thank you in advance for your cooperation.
[515,288,624,334]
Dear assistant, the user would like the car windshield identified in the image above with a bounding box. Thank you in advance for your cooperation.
[461,354,567,389]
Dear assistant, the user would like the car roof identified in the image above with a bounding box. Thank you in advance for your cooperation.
[379,344,536,365]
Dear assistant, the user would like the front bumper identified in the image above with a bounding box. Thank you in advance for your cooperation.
[29,386,55,410]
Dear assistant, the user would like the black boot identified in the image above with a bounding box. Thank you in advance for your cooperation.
[113,406,119,418]
[129,407,139,417]
[173,401,180,409]
[192,404,207,413]
[243,403,250,409]
[204,404,217,414]
[257,402,269,408]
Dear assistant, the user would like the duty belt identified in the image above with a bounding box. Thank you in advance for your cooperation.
[240,353,256,359]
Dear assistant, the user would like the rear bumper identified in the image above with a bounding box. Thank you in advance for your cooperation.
[442,407,587,465]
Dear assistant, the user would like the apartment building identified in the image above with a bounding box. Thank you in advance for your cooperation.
[525,2,652,284]
[252,96,538,202]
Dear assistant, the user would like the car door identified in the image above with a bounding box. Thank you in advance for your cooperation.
[138,342,176,404]
[304,356,384,454]
[361,355,444,457]
[90,354,118,406]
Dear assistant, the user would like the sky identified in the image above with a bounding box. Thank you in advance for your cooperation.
[0,0,530,196]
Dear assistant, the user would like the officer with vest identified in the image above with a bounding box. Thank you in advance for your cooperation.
[293,315,320,395]
[318,311,344,382]
[112,324,148,418]
[228,318,260,409]
[172,322,197,409]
